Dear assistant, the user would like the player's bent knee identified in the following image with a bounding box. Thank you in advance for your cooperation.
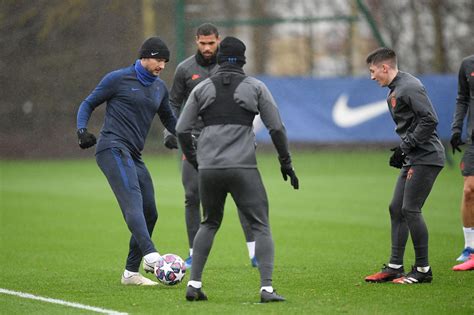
[147,211,158,225]
[388,203,402,218]
[463,176,474,199]
[202,221,222,231]
[463,185,474,202]
[185,196,200,208]
[401,207,421,219]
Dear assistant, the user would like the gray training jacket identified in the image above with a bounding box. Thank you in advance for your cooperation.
[176,66,291,169]
[387,71,445,167]
[169,53,219,136]
[452,55,474,143]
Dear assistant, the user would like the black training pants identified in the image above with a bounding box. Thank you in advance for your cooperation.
[388,165,442,267]
[190,168,274,287]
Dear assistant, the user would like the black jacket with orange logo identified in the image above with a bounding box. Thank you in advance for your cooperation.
[452,55,474,142]
[387,71,445,167]
[169,52,219,136]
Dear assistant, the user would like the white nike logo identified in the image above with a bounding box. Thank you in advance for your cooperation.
[332,94,388,128]
[151,52,159,56]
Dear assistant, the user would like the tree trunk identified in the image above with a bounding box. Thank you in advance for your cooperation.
[430,0,447,73]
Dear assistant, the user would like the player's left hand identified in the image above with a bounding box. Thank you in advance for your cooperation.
[281,165,299,189]
[389,146,406,169]
[164,134,178,149]
[450,133,464,155]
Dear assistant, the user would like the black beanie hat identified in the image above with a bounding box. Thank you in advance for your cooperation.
[217,36,246,66]
[139,37,170,62]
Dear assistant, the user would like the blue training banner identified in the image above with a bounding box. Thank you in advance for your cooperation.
[254,75,457,143]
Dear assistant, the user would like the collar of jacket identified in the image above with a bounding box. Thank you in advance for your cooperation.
[215,63,245,75]
[134,59,157,86]
[195,50,217,67]
[388,71,403,90]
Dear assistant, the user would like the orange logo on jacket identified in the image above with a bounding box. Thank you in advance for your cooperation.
[191,74,201,80]
[407,168,414,180]
[390,96,397,108]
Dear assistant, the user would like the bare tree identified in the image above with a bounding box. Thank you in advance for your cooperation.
[410,0,422,74]
[251,0,271,74]
[429,0,447,72]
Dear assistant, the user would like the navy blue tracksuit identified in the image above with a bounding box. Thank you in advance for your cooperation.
[77,61,176,272]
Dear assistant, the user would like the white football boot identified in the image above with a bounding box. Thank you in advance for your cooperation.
[143,252,161,273]
[121,273,158,286]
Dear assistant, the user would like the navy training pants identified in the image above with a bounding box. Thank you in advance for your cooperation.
[96,147,158,272]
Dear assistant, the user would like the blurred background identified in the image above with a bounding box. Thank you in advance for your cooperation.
[1,0,472,159]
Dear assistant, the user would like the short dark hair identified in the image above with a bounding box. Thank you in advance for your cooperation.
[196,23,219,37]
[366,47,397,67]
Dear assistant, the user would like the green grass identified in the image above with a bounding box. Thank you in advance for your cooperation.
[1,151,472,314]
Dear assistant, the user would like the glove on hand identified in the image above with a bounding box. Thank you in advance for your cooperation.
[164,134,178,149]
[450,133,464,155]
[389,146,406,169]
[77,128,96,149]
[280,165,299,190]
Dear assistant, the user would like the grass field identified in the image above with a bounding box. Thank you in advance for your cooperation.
[1,150,472,314]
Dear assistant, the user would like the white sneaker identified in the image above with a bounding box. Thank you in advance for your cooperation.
[121,273,158,286]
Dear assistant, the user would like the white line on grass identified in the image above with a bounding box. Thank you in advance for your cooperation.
[0,288,128,315]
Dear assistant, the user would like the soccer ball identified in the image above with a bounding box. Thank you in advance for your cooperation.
[154,254,186,285]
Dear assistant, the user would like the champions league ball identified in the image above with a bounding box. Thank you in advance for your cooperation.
[154,254,186,285]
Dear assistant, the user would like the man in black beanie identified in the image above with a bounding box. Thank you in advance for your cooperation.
[139,37,170,62]
[177,36,299,303]
[164,24,257,271]
[216,36,247,66]
[76,36,177,285]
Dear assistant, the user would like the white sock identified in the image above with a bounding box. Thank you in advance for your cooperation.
[463,227,474,248]
[187,280,202,289]
[144,252,160,263]
[260,286,273,293]
[123,270,139,277]
[247,241,255,258]
[388,263,402,269]
[189,248,193,257]
[416,266,430,273]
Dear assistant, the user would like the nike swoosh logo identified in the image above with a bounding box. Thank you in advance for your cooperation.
[151,52,159,56]
[332,94,388,128]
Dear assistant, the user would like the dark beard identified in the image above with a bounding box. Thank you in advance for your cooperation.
[195,50,217,66]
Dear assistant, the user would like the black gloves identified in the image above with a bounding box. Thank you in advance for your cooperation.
[177,132,198,171]
[164,134,178,149]
[389,146,406,169]
[280,164,299,190]
[77,128,96,149]
[450,133,464,155]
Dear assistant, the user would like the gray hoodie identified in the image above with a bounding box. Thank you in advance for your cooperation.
[176,65,291,169]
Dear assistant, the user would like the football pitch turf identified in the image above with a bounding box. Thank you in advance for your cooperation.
[1,151,473,314]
